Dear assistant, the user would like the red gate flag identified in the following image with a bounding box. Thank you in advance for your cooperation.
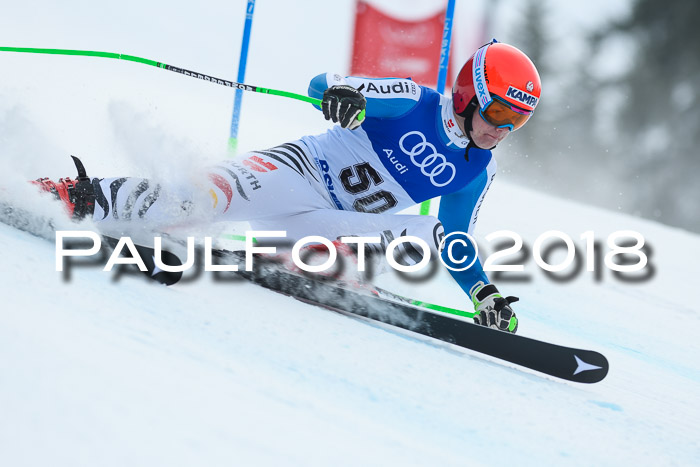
[350,0,453,89]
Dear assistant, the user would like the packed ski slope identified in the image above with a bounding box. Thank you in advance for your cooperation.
[1,0,699,465]
[1,179,699,466]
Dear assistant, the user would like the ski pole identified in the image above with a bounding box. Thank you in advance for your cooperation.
[410,298,476,319]
[374,286,476,319]
[0,46,366,122]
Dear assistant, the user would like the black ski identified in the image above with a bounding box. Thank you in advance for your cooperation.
[0,204,609,383]
[207,249,609,384]
[0,201,185,286]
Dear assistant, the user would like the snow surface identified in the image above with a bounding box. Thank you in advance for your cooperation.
[1,1,699,466]
[1,181,699,467]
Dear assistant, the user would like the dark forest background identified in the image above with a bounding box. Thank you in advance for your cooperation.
[493,0,700,233]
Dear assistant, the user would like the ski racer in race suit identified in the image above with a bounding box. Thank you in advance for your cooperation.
[34,40,541,334]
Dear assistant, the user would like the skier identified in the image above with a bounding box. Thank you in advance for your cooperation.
[33,40,541,334]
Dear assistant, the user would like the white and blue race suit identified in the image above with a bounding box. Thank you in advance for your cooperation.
[88,73,496,300]
[302,73,495,297]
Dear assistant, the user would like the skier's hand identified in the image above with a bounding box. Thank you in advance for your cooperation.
[470,282,519,333]
[322,85,366,130]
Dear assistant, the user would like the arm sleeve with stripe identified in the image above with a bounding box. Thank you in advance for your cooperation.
[437,155,498,299]
[308,72,420,119]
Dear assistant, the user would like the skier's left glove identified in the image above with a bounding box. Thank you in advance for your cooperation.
[470,282,519,333]
[322,85,366,130]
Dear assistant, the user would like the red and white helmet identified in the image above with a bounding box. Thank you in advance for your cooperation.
[453,40,541,131]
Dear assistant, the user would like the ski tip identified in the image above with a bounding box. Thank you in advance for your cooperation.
[570,352,609,383]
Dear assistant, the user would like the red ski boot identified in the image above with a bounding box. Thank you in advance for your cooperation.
[31,156,96,220]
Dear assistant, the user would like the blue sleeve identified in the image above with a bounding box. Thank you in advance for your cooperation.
[308,73,422,119]
[308,73,332,104]
[438,151,497,299]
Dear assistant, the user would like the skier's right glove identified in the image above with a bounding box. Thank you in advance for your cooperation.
[470,282,519,333]
[322,85,366,130]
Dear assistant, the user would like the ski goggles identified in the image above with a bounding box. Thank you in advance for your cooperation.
[478,94,533,131]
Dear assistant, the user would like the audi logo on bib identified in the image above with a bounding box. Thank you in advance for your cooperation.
[399,131,456,187]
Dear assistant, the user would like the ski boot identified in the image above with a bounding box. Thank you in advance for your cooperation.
[31,156,96,221]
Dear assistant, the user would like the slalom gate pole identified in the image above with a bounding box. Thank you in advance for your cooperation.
[0,47,366,120]
[436,0,456,96]
[228,0,256,153]
[419,0,456,216]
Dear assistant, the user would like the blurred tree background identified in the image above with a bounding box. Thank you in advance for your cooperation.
[495,0,700,233]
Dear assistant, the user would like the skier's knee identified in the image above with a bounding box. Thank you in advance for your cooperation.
[408,215,444,252]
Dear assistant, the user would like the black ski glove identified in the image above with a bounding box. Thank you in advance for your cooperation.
[322,85,366,130]
[470,282,519,333]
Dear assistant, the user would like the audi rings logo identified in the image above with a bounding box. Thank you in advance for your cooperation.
[399,131,456,187]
